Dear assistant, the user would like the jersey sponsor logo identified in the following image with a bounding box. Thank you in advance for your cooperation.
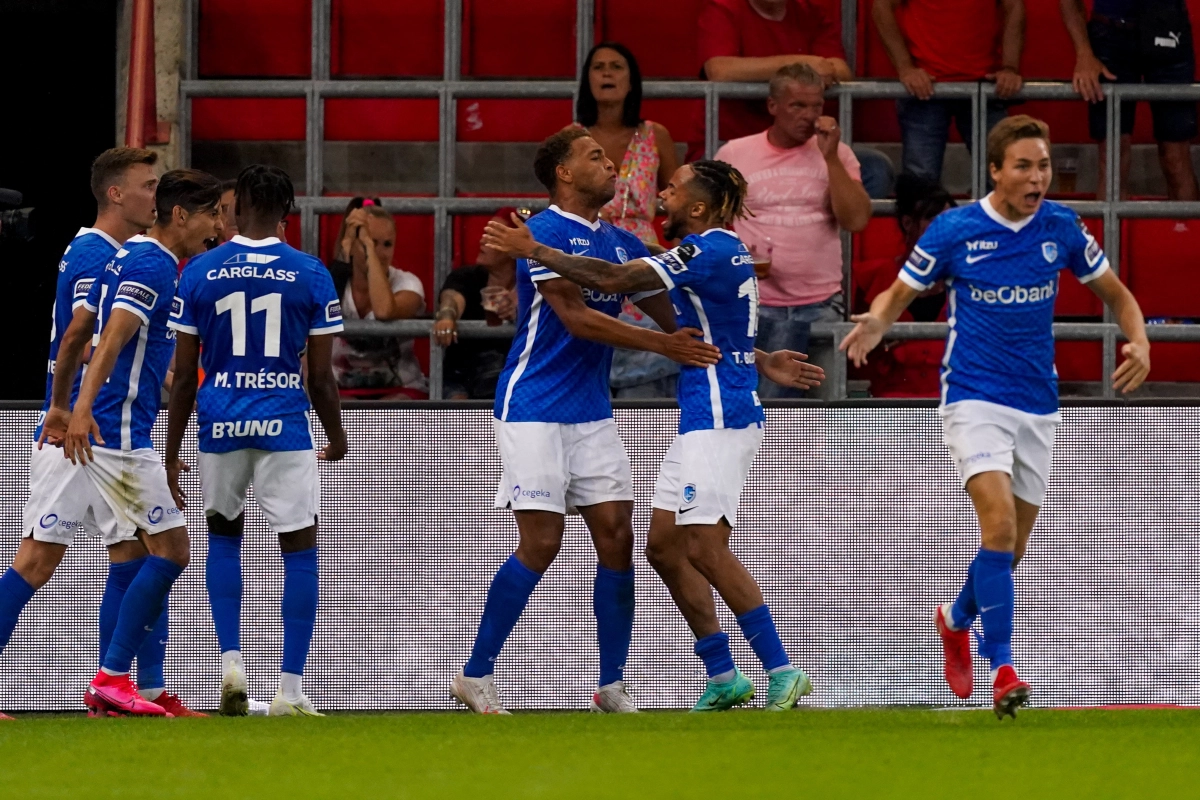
[1042,242,1058,263]
[325,299,342,323]
[115,281,158,311]
[615,246,628,263]
[968,278,1056,305]
[170,296,184,318]
[222,252,281,265]
[115,248,130,258]
[512,484,552,502]
[582,288,621,304]
[206,266,298,282]
[905,245,936,277]
[74,278,94,299]
[210,419,285,438]
[39,513,58,529]
[148,506,164,524]
[568,238,591,247]
[652,242,702,275]
[683,484,697,504]
[732,254,754,267]
[966,240,998,252]
[965,253,994,265]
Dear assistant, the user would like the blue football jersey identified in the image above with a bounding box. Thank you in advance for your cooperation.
[169,235,344,453]
[647,229,765,434]
[82,235,180,451]
[900,197,1109,414]
[495,206,652,423]
[35,227,121,441]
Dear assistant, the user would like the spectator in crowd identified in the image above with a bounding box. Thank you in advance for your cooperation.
[218,179,239,242]
[1061,0,1199,201]
[433,209,522,400]
[697,0,895,198]
[326,198,428,399]
[873,0,1026,181]
[851,172,954,397]
[716,63,872,399]
[569,42,681,398]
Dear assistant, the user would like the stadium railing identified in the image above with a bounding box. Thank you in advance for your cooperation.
[178,0,1200,400]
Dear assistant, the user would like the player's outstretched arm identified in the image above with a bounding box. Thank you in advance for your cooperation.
[838,278,921,367]
[1086,270,1151,393]
[164,331,200,509]
[538,278,720,368]
[482,216,665,294]
[306,333,347,462]
[755,349,825,391]
[64,308,142,464]
[40,305,97,447]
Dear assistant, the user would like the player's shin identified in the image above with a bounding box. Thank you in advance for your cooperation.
[98,558,146,663]
[135,604,168,700]
[593,565,634,688]
[949,558,979,631]
[972,548,1016,670]
[206,531,244,656]
[0,568,36,654]
[735,605,791,674]
[463,554,543,678]
[280,547,318,699]
[694,631,736,683]
[101,556,184,675]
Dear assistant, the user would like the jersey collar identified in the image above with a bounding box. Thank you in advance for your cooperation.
[76,227,122,249]
[231,235,283,248]
[548,205,601,231]
[979,193,1038,233]
[700,227,738,239]
[127,233,180,264]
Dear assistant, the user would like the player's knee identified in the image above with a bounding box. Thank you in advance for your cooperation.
[684,531,721,574]
[515,536,560,573]
[146,527,190,569]
[279,524,317,553]
[644,538,679,573]
[12,539,66,589]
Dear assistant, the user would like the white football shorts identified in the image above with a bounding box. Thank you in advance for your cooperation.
[198,449,320,533]
[652,423,764,527]
[493,418,634,515]
[941,399,1059,507]
[82,447,185,536]
[21,442,135,547]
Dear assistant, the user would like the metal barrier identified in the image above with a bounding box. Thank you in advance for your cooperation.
[179,0,1200,399]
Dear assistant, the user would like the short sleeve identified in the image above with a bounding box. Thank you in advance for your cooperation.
[309,264,345,335]
[837,142,862,183]
[900,215,954,291]
[528,220,570,283]
[166,270,198,335]
[82,272,103,313]
[388,267,426,299]
[645,237,713,291]
[110,258,174,326]
[697,0,742,67]
[73,275,98,311]
[1064,214,1109,284]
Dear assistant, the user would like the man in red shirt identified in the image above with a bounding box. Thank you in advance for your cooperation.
[873,0,1026,181]
[697,0,893,197]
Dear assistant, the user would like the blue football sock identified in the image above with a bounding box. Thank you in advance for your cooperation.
[950,556,978,631]
[102,556,183,674]
[206,532,243,654]
[99,558,145,665]
[972,548,1015,670]
[593,565,634,687]
[0,568,36,654]
[281,547,319,676]
[135,603,168,691]
[463,554,542,678]
[694,631,736,680]
[736,604,791,672]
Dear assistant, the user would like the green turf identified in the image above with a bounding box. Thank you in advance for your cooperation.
[2,708,1197,798]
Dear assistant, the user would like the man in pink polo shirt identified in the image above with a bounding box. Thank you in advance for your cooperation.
[715,63,871,398]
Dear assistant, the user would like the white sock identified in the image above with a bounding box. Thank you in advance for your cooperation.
[767,664,794,675]
[222,650,244,675]
[940,603,960,631]
[139,687,164,701]
[711,669,737,684]
[99,667,125,677]
[280,672,304,701]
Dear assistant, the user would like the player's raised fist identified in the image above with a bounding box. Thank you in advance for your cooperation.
[482,215,537,259]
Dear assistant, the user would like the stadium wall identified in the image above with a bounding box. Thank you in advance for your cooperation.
[1,402,1197,711]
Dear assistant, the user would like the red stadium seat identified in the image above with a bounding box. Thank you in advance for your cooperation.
[462,0,575,77]
[1056,341,1102,381]
[330,0,442,77]
[191,98,307,141]
[456,99,573,142]
[1124,219,1200,319]
[595,0,705,77]
[198,0,310,77]
[324,99,440,142]
[1135,343,1200,382]
[1055,217,1104,316]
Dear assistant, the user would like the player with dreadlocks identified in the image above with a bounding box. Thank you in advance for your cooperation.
[165,164,347,717]
[483,160,824,711]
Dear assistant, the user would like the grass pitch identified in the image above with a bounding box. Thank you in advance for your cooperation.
[1,708,1197,798]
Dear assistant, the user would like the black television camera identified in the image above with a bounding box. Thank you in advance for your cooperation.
[0,188,34,242]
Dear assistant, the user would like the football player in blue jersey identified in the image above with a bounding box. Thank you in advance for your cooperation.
[841,116,1151,718]
[0,149,205,720]
[164,165,347,717]
[451,128,725,714]
[483,159,825,712]
[42,169,224,717]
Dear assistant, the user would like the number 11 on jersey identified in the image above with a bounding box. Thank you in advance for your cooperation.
[215,291,282,357]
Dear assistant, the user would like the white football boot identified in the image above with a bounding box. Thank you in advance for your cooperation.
[590,681,638,713]
[268,691,325,717]
[450,671,511,715]
[219,659,250,717]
